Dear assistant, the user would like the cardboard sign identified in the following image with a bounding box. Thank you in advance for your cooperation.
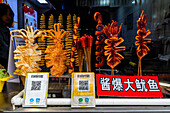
[22,72,49,107]
[71,72,95,108]
[96,74,163,97]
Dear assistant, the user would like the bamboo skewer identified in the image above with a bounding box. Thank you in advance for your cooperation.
[76,39,83,72]
[85,47,91,72]
[89,47,91,72]
[111,68,114,75]
[140,59,142,76]
[78,49,83,72]
[80,52,84,72]
[87,36,93,72]
[138,59,142,76]
[78,50,82,72]
[84,48,89,71]
[138,60,140,76]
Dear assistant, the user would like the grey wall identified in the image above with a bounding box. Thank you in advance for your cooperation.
[116,5,140,49]
[114,0,170,53]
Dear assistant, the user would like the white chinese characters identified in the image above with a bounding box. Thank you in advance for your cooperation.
[135,79,148,92]
[112,78,123,91]
[124,78,135,92]
[100,77,111,91]
[147,79,160,92]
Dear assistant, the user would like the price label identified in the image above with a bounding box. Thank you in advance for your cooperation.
[22,72,49,107]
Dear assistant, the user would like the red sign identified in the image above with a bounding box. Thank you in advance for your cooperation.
[96,74,163,97]
[22,4,35,17]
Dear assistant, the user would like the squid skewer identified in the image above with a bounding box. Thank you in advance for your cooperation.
[42,23,69,77]
[103,21,125,75]
[10,26,43,77]
[135,10,151,76]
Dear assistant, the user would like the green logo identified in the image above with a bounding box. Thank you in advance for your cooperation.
[79,98,83,102]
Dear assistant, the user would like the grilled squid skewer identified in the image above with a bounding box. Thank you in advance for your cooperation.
[135,10,151,76]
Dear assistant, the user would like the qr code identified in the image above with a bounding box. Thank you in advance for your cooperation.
[31,81,41,91]
[78,80,89,91]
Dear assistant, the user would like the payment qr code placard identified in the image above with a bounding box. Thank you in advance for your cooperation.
[71,72,95,108]
[22,72,49,107]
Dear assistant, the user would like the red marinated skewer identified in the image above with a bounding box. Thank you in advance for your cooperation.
[94,12,105,73]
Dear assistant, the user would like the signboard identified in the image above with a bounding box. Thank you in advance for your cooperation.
[71,72,95,108]
[23,4,37,30]
[97,74,163,97]
[23,72,49,107]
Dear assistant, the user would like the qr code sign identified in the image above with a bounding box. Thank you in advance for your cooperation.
[78,80,89,91]
[31,81,41,91]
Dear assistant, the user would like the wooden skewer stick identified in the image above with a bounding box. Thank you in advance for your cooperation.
[89,47,91,72]
[138,59,142,76]
[76,39,83,72]
[85,43,90,71]
[84,48,89,71]
[80,51,84,72]
[111,68,114,75]
[87,35,93,72]
[140,59,142,76]
[85,47,90,72]
[138,60,140,76]
[78,49,83,72]
[78,50,82,72]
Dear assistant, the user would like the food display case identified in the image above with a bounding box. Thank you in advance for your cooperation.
[1,0,170,112]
